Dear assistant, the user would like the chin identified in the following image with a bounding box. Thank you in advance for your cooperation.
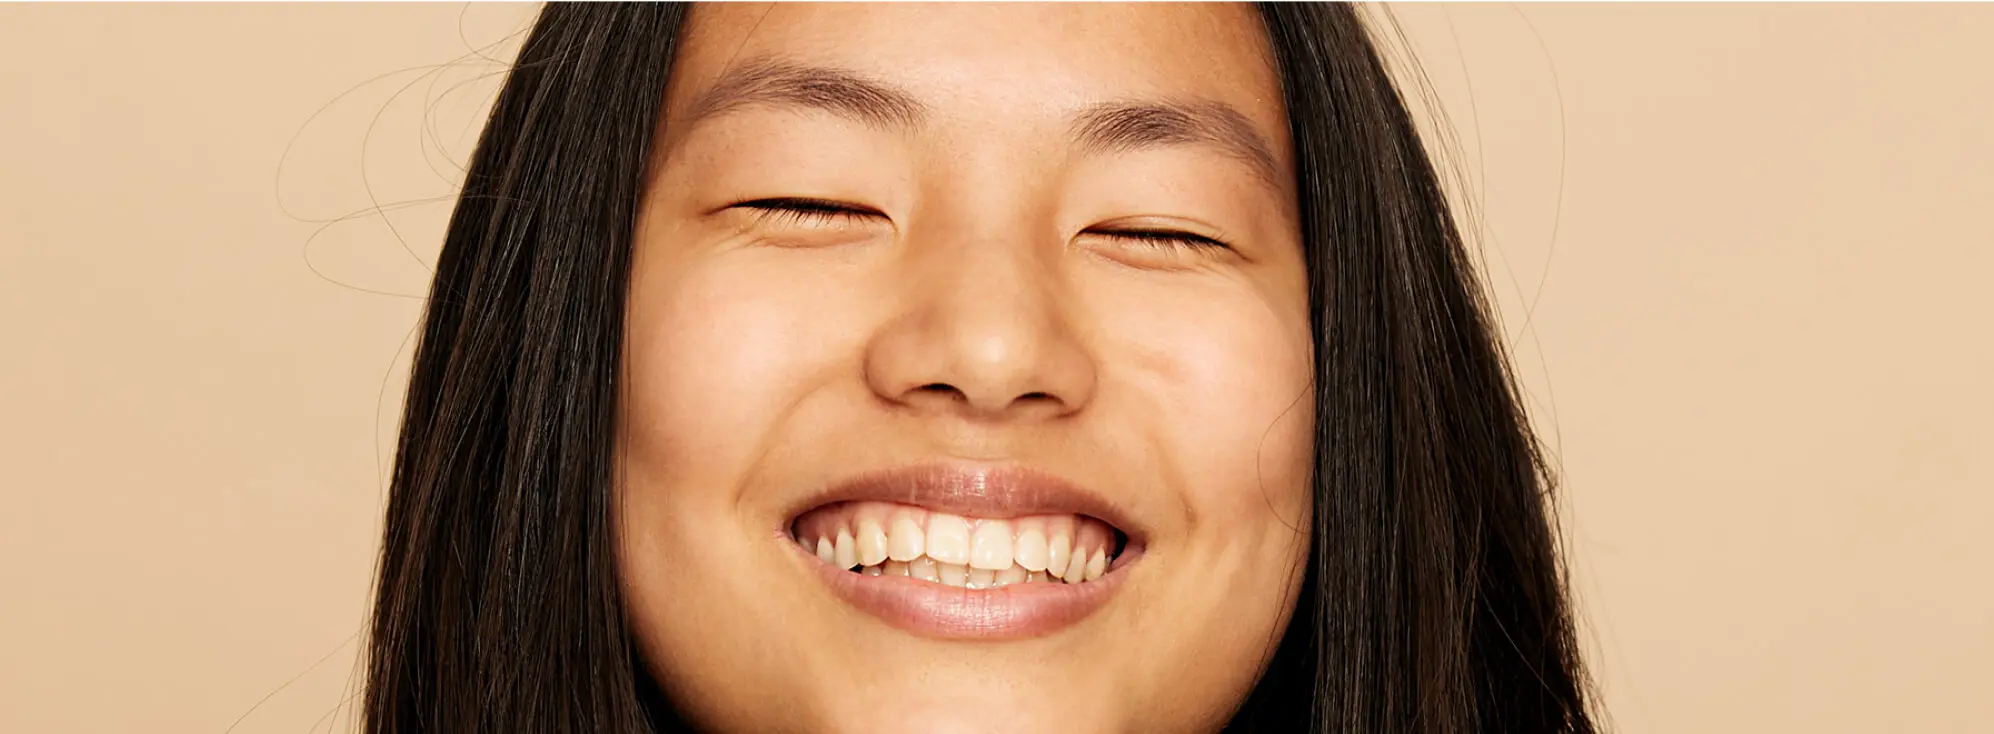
[822,691,1113,734]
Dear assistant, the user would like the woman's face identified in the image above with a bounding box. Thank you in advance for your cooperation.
[619,4,1314,731]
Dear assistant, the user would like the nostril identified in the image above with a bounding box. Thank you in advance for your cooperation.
[899,382,1065,417]
[914,383,965,402]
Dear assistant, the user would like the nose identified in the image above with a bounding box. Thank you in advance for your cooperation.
[862,220,1098,422]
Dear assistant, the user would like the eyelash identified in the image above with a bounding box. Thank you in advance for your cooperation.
[735,198,1233,251]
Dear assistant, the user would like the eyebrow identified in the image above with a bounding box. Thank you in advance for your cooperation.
[1067,100,1282,190]
[682,58,927,131]
[680,57,1285,190]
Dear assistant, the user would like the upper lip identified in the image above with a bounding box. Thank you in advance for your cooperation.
[785,461,1143,543]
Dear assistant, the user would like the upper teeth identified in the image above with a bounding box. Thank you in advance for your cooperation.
[794,501,1118,588]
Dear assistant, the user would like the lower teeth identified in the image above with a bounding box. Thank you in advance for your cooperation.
[834,553,1111,588]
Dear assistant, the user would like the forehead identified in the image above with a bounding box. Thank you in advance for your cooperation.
[661,2,1291,166]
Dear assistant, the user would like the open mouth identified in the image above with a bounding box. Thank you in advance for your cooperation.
[780,463,1138,638]
[791,500,1130,588]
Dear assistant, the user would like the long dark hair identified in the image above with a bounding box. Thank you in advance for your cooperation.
[363,3,1596,732]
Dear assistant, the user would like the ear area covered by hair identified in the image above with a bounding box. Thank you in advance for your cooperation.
[363,4,694,733]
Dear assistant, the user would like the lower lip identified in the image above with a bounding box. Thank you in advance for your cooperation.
[786,535,1134,639]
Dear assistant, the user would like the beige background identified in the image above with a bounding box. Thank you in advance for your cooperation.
[2,3,1988,732]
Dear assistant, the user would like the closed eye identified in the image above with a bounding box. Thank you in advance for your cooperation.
[734,197,881,227]
[1087,228,1233,251]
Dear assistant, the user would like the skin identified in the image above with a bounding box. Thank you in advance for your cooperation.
[618,4,1315,732]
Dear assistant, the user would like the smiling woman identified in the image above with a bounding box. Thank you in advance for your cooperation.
[363,3,1595,733]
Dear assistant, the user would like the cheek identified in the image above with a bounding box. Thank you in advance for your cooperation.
[1158,301,1313,595]
[1105,280,1315,525]
[616,251,876,636]
[616,254,868,724]
[621,255,863,487]
[1187,331,1314,522]
[1092,280,1314,727]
